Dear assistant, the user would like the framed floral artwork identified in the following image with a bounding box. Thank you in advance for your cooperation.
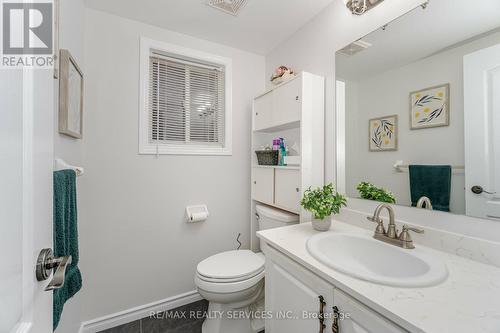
[369,115,398,152]
[410,84,449,129]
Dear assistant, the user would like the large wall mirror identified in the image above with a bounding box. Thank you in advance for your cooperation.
[336,1,500,221]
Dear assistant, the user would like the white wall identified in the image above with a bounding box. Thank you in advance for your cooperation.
[344,31,500,215]
[79,8,265,321]
[54,0,85,332]
[265,0,426,184]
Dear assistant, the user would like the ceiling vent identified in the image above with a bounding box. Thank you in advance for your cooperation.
[208,0,248,16]
[338,40,372,56]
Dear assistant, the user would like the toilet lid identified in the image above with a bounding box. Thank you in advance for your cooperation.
[197,250,265,280]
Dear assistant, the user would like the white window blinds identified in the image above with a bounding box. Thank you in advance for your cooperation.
[148,52,226,147]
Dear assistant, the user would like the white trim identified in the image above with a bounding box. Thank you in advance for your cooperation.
[139,37,233,156]
[79,290,202,333]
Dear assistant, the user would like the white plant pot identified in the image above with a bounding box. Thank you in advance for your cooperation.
[312,217,332,232]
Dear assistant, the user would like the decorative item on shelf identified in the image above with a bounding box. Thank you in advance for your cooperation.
[410,84,450,130]
[270,65,296,85]
[369,115,397,151]
[301,183,347,232]
[255,147,279,166]
[59,49,84,139]
[357,181,396,204]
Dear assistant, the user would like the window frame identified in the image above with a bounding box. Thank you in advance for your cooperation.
[139,37,232,155]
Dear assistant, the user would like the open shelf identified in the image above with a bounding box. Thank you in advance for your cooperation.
[253,165,300,170]
[252,199,300,215]
[253,120,300,133]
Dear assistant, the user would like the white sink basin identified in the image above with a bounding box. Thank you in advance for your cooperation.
[306,232,448,287]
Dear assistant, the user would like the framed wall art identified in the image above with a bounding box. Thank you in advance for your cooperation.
[410,84,449,129]
[369,115,398,152]
[59,49,84,139]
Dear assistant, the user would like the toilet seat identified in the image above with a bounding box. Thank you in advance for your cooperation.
[195,250,265,294]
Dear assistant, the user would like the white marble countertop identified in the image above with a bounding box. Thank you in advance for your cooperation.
[257,220,500,333]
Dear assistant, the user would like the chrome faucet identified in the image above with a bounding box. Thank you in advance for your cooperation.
[367,203,424,249]
[416,196,433,210]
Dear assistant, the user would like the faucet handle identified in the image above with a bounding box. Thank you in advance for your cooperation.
[366,216,385,235]
[398,225,424,249]
[402,225,424,234]
[399,225,424,241]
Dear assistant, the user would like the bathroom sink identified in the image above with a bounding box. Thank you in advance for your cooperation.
[306,232,448,287]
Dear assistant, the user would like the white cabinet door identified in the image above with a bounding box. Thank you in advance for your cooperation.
[252,167,274,205]
[334,289,407,333]
[253,91,274,131]
[273,77,301,126]
[265,245,334,333]
[275,169,301,213]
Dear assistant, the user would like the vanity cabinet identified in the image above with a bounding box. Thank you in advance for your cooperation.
[333,289,407,333]
[263,244,407,333]
[265,243,334,333]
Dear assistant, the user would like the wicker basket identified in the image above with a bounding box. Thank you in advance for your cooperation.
[255,150,279,166]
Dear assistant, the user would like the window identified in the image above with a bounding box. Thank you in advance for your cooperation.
[139,38,232,155]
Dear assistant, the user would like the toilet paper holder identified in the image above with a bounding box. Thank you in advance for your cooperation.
[185,205,209,223]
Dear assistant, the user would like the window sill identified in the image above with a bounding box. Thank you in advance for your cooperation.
[139,144,232,156]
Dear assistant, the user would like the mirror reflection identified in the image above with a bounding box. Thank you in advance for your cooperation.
[336,2,500,220]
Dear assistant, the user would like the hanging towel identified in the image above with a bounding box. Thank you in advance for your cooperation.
[409,165,452,212]
[53,170,82,330]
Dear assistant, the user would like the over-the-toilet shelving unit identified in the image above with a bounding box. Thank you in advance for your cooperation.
[250,72,324,251]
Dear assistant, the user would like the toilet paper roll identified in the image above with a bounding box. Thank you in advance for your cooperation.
[189,212,208,222]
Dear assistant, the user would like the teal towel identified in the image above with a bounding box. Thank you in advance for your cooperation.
[53,170,82,330]
[409,165,452,212]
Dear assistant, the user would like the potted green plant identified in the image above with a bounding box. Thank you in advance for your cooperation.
[356,181,396,204]
[301,183,347,231]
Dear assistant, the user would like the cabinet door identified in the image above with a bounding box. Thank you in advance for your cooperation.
[254,91,273,131]
[275,169,301,213]
[273,77,301,126]
[334,289,407,333]
[252,167,274,205]
[265,246,334,333]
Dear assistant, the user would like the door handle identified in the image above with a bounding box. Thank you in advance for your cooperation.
[471,185,496,195]
[36,248,72,291]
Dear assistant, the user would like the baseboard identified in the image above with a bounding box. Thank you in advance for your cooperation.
[79,290,202,333]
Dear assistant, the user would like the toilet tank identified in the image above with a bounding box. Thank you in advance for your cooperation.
[255,205,299,230]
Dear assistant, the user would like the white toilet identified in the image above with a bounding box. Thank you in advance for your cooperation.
[195,205,299,333]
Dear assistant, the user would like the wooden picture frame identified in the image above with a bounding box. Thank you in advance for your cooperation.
[409,83,450,130]
[59,49,83,139]
[369,115,398,152]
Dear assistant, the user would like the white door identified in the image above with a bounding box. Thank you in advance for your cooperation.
[464,43,500,220]
[252,167,274,205]
[265,248,334,333]
[274,169,301,213]
[333,290,406,333]
[0,67,54,332]
[253,91,274,131]
[273,77,301,126]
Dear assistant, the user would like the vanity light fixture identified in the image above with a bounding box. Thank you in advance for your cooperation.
[208,0,248,16]
[343,0,383,15]
[343,0,429,16]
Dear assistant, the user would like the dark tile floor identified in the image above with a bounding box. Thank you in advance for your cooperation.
[98,299,265,333]
[98,300,208,333]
